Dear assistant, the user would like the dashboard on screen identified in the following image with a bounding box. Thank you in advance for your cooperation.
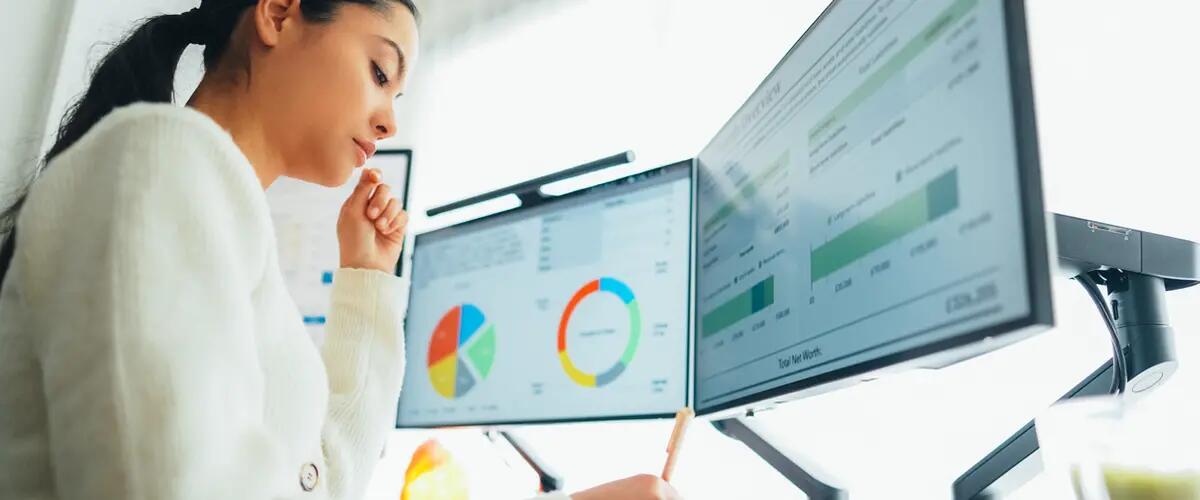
[693,0,1051,415]
[398,161,694,427]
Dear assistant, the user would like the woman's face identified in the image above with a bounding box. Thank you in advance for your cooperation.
[251,1,419,187]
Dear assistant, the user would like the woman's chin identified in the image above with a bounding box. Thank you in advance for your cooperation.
[323,167,356,188]
[339,166,360,186]
[296,162,357,188]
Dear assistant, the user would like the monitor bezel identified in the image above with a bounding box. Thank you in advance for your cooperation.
[396,159,696,429]
[693,0,1054,417]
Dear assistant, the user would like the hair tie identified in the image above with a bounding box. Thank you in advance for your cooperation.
[176,6,211,45]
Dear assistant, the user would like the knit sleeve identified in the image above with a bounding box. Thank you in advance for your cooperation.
[319,267,408,499]
[16,111,284,499]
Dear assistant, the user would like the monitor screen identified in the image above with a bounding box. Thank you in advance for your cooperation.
[397,161,693,427]
[268,150,412,346]
[694,0,1051,415]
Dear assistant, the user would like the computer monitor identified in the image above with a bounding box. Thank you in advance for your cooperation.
[396,160,694,428]
[693,0,1053,416]
[267,149,413,344]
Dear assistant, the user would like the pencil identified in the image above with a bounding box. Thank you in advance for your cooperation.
[661,407,695,482]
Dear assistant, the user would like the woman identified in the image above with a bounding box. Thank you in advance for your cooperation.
[0,1,681,499]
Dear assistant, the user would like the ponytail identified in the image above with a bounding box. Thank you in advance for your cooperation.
[0,2,251,286]
[0,0,419,286]
[47,15,198,164]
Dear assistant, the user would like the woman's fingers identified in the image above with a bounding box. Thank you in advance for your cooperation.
[344,168,381,212]
[367,183,392,219]
[388,209,410,235]
[353,169,405,237]
[377,198,400,232]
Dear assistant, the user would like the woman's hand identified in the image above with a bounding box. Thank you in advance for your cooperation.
[570,474,681,500]
[337,168,408,273]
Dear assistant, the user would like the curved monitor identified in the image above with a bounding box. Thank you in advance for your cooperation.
[397,160,694,428]
[694,0,1053,416]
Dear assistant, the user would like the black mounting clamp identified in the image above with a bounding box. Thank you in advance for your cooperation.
[953,213,1200,499]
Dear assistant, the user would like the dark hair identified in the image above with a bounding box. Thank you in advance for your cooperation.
[0,0,419,286]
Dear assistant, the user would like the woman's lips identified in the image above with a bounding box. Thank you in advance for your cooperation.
[353,139,376,167]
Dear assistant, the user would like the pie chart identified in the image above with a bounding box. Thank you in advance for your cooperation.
[427,304,496,399]
[557,277,641,388]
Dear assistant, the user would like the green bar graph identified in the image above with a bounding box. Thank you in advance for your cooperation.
[703,275,775,338]
[702,152,791,234]
[809,0,979,142]
[811,169,959,283]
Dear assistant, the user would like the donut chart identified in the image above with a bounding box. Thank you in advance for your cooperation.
[427,304,496,399]
[557,278,641,388]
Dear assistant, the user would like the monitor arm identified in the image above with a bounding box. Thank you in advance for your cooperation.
[952,213,1200,499]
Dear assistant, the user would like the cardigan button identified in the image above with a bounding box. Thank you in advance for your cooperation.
[300,463,319,492]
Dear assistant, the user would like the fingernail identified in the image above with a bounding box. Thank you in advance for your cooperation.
[369,208,380,218]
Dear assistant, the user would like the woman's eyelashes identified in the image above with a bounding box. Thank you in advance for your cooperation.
[372,62,390,86]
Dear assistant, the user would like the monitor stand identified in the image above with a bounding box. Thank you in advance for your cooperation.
[483,428,565,494]
[712,214,1199,499]
[712,416,849,499]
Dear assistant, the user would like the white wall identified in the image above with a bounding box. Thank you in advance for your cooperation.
[0,0,73,209]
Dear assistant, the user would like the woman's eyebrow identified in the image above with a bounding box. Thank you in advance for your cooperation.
[374,34,407,80]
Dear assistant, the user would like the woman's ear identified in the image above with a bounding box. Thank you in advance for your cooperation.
[253,0,300,48]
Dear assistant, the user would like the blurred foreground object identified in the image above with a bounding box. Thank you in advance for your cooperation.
[401,439,470,500]
[1038,396,1200,500]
